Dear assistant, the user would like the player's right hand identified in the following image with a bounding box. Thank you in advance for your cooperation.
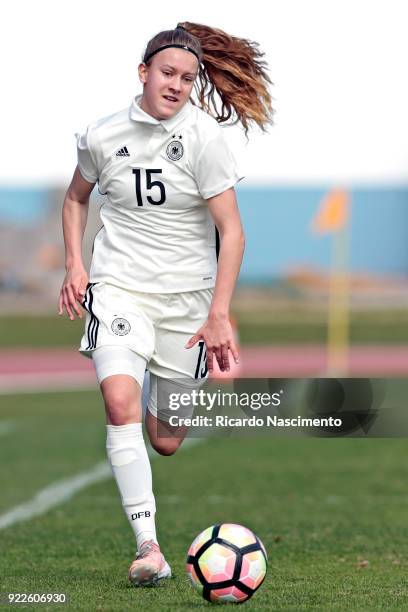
[58,265,88,320]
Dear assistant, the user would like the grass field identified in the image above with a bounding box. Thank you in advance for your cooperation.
[2,309,408,347]
[0,390,407,610]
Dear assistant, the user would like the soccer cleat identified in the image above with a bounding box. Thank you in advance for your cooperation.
[128,540,171,586]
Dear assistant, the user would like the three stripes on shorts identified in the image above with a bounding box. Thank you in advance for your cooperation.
[82,283,99,350]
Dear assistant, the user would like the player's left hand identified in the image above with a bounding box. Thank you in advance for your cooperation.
[185,316,239,373]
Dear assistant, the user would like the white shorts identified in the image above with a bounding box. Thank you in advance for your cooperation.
[79,282,212,386]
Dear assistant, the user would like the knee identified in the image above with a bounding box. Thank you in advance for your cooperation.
[103,388,134,425]
[150,438,181,456]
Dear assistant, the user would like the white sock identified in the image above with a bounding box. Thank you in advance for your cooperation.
[106,423,157,551]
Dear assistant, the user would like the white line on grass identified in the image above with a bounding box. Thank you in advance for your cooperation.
[0,438,201,531]
[0,461,110,530]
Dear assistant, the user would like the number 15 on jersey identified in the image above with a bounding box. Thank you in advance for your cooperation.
[132,168,166,206]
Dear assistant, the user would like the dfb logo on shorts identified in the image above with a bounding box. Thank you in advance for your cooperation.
[111,317,131,336]
[166,140,184,161]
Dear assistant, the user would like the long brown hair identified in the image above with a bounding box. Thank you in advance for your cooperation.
[142,22,274,135]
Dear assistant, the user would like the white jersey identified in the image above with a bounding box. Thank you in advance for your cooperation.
[76,94,244,293]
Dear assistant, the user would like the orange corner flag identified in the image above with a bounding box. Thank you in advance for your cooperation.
[311,188,349,234]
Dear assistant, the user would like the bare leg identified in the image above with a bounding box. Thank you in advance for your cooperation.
[145,408,188,456]
[100,374,142,425]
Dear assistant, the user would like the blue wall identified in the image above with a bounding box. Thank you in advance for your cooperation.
[237,186,408,280]
[0,188,50,224]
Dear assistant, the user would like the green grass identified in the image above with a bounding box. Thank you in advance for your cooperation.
[0,391,407,610]
[237,309,408,345]
[0,315,84,349]
[2,310,408,348]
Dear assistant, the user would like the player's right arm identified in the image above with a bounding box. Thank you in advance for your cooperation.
[58,166,95,320]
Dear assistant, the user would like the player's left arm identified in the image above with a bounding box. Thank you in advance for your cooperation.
[186,187,245,372]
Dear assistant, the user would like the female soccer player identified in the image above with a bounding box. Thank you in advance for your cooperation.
[59,22,272,587]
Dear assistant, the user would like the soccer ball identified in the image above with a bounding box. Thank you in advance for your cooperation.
[186,523,268,603]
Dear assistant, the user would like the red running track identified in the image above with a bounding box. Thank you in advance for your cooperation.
[0,346,407,392]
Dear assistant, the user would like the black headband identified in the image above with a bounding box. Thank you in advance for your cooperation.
[144,43,200,64]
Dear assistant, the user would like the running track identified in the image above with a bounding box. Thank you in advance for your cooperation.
[0,346,407,392]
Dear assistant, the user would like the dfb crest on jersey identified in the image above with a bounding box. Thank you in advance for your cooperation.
[111,317,131,336]
[166,139,184,161]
